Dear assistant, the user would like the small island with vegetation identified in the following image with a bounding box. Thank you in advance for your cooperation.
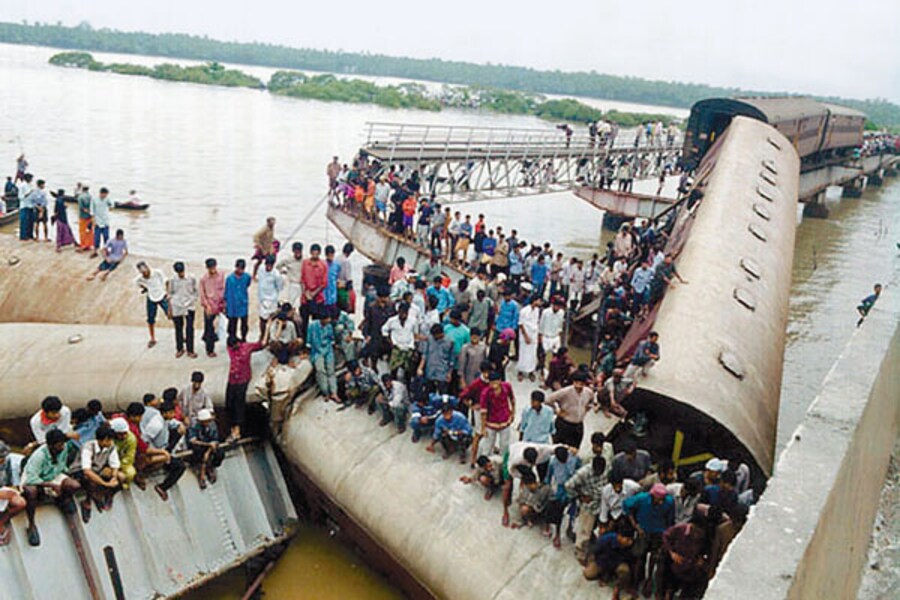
[50,51,678,126]
[267,70,677,126]
[267,71,441,111]
[48,51,264,89]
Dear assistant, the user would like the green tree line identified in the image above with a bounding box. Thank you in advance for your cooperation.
[49,51,263,88]
[4,21,898,129]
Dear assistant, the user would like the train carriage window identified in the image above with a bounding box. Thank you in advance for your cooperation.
[740,257,762,279]
[748,223,768,242]
[733,287,757,311]
[759,170,777,186]
[719,350,745,380]
[753,203,771,221]
[762,159,777,175]
[757,185,778,203]
[767,136,782,150]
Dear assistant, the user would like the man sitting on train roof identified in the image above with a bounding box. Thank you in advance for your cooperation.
[0,441,27,546]
[427,403,473,463]
[187,409,224,490]
[28,395,78,452]
[21,429,81,547]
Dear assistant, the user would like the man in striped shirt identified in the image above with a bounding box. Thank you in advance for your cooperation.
[566,455,609,563]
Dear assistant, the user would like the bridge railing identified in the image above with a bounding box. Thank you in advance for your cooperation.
[362,122,682,160]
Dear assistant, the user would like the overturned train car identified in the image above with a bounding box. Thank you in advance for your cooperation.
[682,96,865,171]
[617,116,800,490]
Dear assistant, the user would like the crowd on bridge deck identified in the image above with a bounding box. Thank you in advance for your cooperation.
[0,374,235,548]
[857,132,900,158]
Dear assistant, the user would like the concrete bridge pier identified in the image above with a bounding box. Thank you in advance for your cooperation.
[841,176,867,198]
[867,168,884,187]
[602,211,631,231]
[802,190,829,219]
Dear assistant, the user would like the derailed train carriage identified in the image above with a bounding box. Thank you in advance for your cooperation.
[612,116,801,492]
[682,96,866,171]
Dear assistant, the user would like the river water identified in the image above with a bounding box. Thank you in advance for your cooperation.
[1,43,898,598]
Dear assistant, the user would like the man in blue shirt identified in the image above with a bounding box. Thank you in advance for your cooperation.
[856,283,881,327]
[518,390,555,443]
[630,259,655,317]
[427,405,473,462]
[410,392,457,442]
[225,259,252,342]
[324,245,342,317]
[418,324,455,395]
[583,526,637,596]
[494,287,520,340]
[530,254,550,298]
[623,483,675,595]
[308,313,338,402]
[442,309,471,369]
[508,243,525,292]
[426,276,455,317]
[70,400,106,448]
[624,331,660,380]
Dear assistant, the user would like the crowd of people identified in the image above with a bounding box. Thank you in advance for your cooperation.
[322,153,759,597]
[3,159,132,281]
[857,132,900,157]
[0,377,231,548]
[0,147,747,598]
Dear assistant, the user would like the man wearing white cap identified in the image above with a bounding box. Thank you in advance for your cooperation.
[187,409,224,490]
[110,417,138,490]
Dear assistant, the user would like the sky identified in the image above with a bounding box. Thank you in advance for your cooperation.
[1,0,898,103]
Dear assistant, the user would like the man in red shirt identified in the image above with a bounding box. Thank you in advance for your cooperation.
[479,371,515,457]
[459,360,493,466]
[199,258,225,357]
[226,337,266,441]
[300,243,328,333]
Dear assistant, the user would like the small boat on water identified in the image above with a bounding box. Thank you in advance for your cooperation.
[1,194,19,226]
[0,209,19,226]
[63,197,150,211]
[114,201,150,211]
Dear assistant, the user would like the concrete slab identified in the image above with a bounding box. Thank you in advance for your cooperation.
[706,289,900,600]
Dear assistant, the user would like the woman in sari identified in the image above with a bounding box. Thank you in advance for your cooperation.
[51,189,76,252]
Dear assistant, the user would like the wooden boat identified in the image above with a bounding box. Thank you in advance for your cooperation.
[0,209,19,226]
[113,201,150,211]
[0,194,19,226]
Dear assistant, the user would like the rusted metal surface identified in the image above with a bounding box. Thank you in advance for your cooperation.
[623,116,801,481]
[0,441,296,600]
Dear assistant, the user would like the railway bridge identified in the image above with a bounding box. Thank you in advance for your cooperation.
[359,121,682,205]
